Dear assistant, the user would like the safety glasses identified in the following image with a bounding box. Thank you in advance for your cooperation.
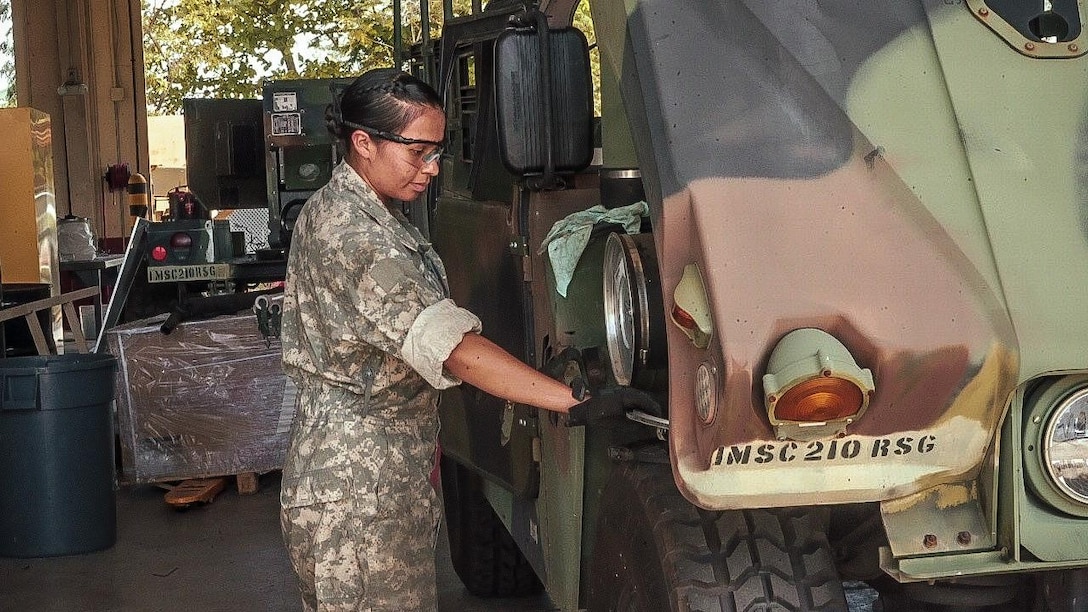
[344,120,444,165]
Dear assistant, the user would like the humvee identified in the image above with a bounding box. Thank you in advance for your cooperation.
[420,0,1088,609]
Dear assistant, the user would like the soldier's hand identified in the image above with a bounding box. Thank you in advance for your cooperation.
[566,383,661,427]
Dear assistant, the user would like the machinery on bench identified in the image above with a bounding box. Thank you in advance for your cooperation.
[107,79,350,507]
[123,78,352,340]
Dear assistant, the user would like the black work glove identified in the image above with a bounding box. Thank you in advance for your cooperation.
[567,382,661,427]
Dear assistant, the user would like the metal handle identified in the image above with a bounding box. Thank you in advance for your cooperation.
[0,372,40,411]
[627,409,669,431]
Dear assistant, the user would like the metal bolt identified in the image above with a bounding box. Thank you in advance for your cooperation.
[1069,43,1080,52]
[923,534,938,548]
[977,7,989,16]
[957,531,972,545]
[1025,42,1036,51]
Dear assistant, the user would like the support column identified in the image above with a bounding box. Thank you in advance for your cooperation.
[12,0,149,244]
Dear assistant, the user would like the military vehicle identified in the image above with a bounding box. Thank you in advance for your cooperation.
[413,0,1088,609]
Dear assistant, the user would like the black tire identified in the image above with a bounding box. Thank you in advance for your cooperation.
[1038,569,1088,612]
[871,573,1039,612]
[588,461,847,612]
[440,458,542,598]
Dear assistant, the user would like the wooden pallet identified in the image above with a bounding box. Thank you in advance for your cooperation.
[164,478,226,507]
[163,472,261,508]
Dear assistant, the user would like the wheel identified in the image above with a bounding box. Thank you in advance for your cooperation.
[587,461,847,612]
[439,458,542,597]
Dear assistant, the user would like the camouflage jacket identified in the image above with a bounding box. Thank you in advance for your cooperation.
[281,160,481,421]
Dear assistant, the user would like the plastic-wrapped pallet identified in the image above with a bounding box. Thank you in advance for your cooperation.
[106,305,296,484]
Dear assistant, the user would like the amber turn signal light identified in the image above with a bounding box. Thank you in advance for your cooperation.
[772,376,864,422]
[762,328,875,441]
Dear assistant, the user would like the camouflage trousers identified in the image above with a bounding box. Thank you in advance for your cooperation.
[281,403,441,611]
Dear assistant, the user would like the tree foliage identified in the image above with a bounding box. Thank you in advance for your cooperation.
[143,0,455,115]
[571,1,599,115]
[0,0,15,107]
[143,0,597,116]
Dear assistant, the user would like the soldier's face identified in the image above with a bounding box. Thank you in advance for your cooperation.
[360,106,446,204]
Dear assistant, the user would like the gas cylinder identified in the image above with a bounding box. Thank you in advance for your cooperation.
[127,173,149,218]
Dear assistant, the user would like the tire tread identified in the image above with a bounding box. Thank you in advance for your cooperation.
[590,461,847,612]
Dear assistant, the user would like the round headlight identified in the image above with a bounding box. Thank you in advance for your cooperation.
[602,233,665,387]
[1043,388,1088,504]
[1024,377,1088,517]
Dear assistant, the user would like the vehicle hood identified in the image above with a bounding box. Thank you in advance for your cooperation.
[606,0,1088,507]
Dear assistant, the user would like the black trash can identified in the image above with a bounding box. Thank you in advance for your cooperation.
[0,353,118,557]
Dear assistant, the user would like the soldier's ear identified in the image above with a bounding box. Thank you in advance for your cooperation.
[351,129,377,161]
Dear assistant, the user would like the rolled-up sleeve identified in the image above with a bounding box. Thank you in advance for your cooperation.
[401,299,482,389]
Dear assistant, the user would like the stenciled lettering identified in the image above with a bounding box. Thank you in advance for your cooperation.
[754,444,775,464]
[841,439,862,459]
[779,442,797,462]
[148,264,229,283]
[718,435,937,466]
[725,445,752,465]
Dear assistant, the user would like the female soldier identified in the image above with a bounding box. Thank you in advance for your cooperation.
[279,68,655,611]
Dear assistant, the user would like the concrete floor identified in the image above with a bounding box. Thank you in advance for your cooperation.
[0,472,556,612]
[0,471,878,612]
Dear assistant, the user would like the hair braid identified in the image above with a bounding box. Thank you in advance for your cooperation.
[327,68,443,159]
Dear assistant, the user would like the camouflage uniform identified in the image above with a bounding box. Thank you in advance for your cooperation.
[280,161,481,611]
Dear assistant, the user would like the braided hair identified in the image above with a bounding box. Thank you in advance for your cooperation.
[327,68,443,157]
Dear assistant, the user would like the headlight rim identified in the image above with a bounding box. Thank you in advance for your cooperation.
[603,233,640,386]
[602,232,666,388]
[1023,376,1088,518]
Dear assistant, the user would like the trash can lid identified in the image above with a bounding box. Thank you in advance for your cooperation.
[0,353,117,375]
